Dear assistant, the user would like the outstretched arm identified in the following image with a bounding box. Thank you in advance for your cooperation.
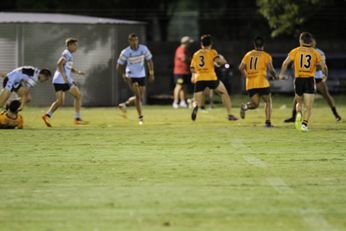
[238,62,247,78]
[267,61,278,80]
[279,56,292,80]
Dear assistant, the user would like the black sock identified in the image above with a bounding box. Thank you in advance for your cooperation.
[265,120,271,125]
[302,120,308,126]
[331,107,339,117]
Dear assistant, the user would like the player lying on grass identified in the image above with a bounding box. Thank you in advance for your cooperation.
[0,66,51,110]
[279,32,327,132]
[190,34,237,121]
[284,38,341,123]
[42,38,86,127]
[239,36,278,127]
[0,99,23,129]
[116,33,154,125]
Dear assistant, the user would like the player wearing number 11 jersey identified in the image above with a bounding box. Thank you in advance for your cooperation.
[279,32,327,132]
[239,36,277,127]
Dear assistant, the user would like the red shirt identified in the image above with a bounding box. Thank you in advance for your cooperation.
[174,46,190,75]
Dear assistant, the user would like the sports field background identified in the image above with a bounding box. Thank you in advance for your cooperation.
[1,95,345,231]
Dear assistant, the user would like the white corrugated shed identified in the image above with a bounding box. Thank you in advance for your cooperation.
[0,12,144,25]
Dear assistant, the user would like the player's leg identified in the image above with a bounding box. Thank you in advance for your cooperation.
[173,77,183,108]
[69,85,85,124]
[215,81,237,120]
[191,91,203,121]
[179,86,187,108]
[294,94,303,130]
[130,81,143,123]
[301,93,314,131]
[284,97,297,123]
[262,94,273,127]
[42,91,65,127]
[240,91,260,119]
[0,89,11,108]
[316,81,341,121]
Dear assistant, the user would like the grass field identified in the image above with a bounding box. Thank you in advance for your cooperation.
[0,95,345,231]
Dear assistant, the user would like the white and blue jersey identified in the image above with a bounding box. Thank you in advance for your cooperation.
[53,49,74,84]
[117,44,152,78]
[4,66,40,91]
[315,48,325,79]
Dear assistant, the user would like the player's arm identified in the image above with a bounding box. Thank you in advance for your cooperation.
[279,56,292,80]
[238,62,247,78]
[214,55,227,66]
[146,59,155,82]
[116,63,126,81]
[267,61,278,80]
[319,61,328,82]
[57,57,68,84]
[72,68,86,76]
[18,87,30,111]
[190,67,196,83]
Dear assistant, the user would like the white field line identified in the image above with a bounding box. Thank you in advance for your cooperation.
[243,155,268,169]
[301,209,338,231]
[266,177,294,193]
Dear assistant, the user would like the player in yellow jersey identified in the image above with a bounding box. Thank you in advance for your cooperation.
[0,100,23,129]
[279,32,327,132]
[239,36,278,127]
[190,34,237,121]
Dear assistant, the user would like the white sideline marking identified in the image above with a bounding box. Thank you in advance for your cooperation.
[231,139,252,152]
[266,177,294,193]
[243,155,268,169]
[301,209,337,231]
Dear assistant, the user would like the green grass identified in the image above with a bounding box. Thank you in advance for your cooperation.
[0,95,346,231]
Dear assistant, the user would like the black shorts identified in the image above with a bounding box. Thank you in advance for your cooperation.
[54,83,71,92]
[174,74,191,85]
[294,77,315,96]
[2,77,21,92]
[247,87,271,98]
[194,80,219,93]
[130,77,146,87]
[315,78,323,84]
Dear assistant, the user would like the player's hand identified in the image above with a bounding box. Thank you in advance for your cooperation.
[78,71,86,76]
[148,73,155,83]
[191,76,196,84]
[322,75,327,82]
[278,74,285,80]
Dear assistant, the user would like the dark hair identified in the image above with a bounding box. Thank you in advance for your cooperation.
[6,100,21,113]
[254,36,264,48]
[201,34,212,47]
[40,69,51,77]
[300,32,313,44]
[128,33,138,40]
[65,38,78,46]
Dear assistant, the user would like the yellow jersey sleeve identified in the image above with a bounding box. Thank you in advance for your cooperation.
[17,115,23,129]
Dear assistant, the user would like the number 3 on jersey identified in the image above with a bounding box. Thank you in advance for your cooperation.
[199,55,205,67]
[300,54,312,69]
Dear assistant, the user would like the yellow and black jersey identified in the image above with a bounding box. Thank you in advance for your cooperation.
[241,50,272,90]
[0,111,23,129]
[190,48,219,82]
[288,46,322,78]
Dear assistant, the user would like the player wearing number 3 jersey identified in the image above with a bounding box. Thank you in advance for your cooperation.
[279,32,327,132]
[190,34,237,122]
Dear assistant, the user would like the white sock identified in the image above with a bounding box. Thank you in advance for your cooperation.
[47,111,53,117]
[75,112,81,119]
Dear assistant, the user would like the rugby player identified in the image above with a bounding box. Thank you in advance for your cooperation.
[239,36,278,127]
[0,99,23,129]
[42,38,86,127]
[190,34,237,121]
[279,32,327,132]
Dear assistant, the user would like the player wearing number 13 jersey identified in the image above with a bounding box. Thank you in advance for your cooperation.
[190,34,237,121]
[279,32,327,132]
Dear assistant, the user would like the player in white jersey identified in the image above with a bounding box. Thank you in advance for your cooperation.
[284,38,341,122]
[0,66,51,110]
[116,33,154,124]
[42,38,86,127]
